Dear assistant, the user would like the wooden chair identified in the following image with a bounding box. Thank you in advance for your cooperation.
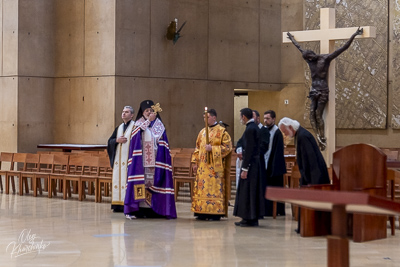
[37,151,50,154]
[62,155,86,200]
[66,154,85,195]
[80,156,101,202]
[52,154,69,174]
[179,148,195,155]
[19,153,40,195]
[5,153,27,194]
[283,155,296,188]
[98,156,112,178]
[173,156,195,202]
[97,157,113,203]
[32,154,54,197]
[68,154,84,175]
[228,154,238,200]
[49,154,70,198]
[284,145,296,155]
[173,154,192,176]
[0,152,13,193]
[170,148,182,155]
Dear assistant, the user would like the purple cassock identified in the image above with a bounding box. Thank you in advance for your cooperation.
[124,118,177,219]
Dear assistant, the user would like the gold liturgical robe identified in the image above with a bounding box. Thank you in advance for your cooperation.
[191,124,232,216]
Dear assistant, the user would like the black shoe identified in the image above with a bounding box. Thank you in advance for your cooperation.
[112,205,124,213]
[208,215,221,221]
[294,229,300,234]
[196,214,207,221]
[234,220,247,226]
[240,220,259,227]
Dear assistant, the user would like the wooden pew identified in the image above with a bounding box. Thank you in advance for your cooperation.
[300,143,388,242]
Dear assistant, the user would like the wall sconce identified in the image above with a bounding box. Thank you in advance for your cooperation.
[166,18,187,45]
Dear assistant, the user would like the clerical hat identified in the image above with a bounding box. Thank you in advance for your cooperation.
[135,99,162,122]
[140,100,154,112]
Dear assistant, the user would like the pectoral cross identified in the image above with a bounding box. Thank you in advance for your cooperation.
[151,103,162,114]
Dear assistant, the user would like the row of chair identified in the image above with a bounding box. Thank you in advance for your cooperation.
[0,152,112,202]
[2,148,294,205]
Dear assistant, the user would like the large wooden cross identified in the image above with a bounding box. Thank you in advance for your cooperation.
[282,8,376,164]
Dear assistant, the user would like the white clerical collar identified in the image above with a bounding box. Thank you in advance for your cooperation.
[246,118,255,125]
[209,122,218,128]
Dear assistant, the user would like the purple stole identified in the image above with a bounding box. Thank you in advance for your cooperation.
[124,119,177,219]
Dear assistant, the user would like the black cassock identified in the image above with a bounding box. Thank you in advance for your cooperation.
[107,126,119,168]
[233,121,265,220]
[264,128,287,216]
[295,126,330,185]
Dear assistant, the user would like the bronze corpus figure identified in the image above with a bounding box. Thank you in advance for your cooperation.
[287,27,363,150]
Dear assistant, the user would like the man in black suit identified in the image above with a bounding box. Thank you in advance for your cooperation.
[233,108,265,227]
[262,110,287,216]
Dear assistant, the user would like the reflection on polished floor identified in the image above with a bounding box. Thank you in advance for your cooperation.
[0,193,399,267]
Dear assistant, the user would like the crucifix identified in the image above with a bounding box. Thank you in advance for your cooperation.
[282,8,376,164]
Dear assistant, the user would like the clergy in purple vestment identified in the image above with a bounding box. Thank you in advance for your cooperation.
[124,100,177,219]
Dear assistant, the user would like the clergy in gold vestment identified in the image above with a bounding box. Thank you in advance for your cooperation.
[191,109,232,221]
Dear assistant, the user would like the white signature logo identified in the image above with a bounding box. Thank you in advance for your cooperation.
[6,229,50,258]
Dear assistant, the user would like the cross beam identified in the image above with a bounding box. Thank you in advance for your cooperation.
[282,8,376,164]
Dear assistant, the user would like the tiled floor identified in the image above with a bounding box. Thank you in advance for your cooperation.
[0,193,399,267]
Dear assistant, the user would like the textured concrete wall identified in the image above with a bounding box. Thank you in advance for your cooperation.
[18,77,54,152]
[249,84,307,124]
[281,0,304,84]
[115,77,236,148]
[52,0,116,144]
[85,0,116,76]
[0,77,18,152]
[1,0,18,76]
[115,0,150,77]
[112,0,281,148]
[0,1,18,152]
[16,1,55,153]
[2,0,400,153]
[53,77,115,144]
[54,0,85,77]
[18,0,55,77]
[260,0,282,84]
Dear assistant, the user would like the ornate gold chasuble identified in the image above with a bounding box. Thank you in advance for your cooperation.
[191,124,232,216]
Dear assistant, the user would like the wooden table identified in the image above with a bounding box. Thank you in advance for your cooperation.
[37,144,107,152]
[266,187,400,267]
